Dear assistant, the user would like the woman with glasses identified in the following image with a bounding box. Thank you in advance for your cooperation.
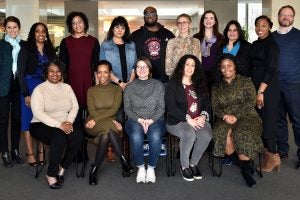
[124,57,165,183]
[100,16,136,91]
[165,13,201,77]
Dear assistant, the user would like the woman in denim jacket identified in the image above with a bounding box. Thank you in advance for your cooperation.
[100,16,136,91]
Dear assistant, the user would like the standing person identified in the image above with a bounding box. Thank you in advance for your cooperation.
[0,16,25,167]
[85,61,134,185]
[273,5,300,169]
[193,10,224,89]
[124,57,165,183]
[165,55,212,182]
[59,11,100,124]
[165,13,201,76]
[30,59,82,189]
[221,20,251,77]
[249,15,281,172]
[19,22,55,166]
[130,6,175,83]
[100,16,136,91]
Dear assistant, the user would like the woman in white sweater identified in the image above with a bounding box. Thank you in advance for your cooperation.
[30,59,82,189]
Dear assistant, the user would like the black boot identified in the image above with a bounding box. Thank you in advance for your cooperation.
[89,164,99,185]
[240,160,256,188]
[120,156,134,177]
[2,152,13,168]
[11,149,25,164]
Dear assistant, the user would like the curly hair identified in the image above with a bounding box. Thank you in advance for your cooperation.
[43,57,66,81]
[171,54,208,98]
[105,16,130,43]
[66,11,89,34]
[26,22,55,57]
[194,10,224,46]
[215,53,242,84]
[223,20,247,46]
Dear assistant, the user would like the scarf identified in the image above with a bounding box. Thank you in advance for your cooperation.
[223,41,240,56]
[201,36,217,57]
[4,34,21,75]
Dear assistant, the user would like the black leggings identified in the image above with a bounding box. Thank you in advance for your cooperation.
[93,130,123,167]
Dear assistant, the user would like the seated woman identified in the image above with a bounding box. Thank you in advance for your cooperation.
[85,60,134,185]
[124,57,165,184]
[165,54,212,182]
[211,54,263,188]
[30,59,83,189]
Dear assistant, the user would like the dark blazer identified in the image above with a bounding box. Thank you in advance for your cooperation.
[0,39,26,97]
[218,40,251,76]
[165,79,211,125]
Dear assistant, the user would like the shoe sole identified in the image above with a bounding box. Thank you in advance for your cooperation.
[180,170,194,181]
[193,176,203,180]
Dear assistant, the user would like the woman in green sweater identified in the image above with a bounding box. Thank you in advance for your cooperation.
[85,60,134,185]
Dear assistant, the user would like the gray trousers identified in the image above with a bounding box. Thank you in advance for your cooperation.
[167,122,212,168]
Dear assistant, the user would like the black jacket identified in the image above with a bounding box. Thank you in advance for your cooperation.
[165,79,211,125]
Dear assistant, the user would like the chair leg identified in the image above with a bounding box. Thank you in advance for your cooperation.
[76,139,88,178]
[256,152,263,178]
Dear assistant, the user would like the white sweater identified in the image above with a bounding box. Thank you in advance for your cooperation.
[31,80,79,128]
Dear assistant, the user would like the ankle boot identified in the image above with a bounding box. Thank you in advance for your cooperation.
[240,160,256,188]
[89,164,99,185]
[2,152,13,168]
[11,149,25,164]
[120,156,134,177]
[261,152,281,172]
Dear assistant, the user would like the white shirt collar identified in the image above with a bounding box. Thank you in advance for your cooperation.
[277,26,293,34]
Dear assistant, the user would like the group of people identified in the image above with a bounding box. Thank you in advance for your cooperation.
[0,4,299,190]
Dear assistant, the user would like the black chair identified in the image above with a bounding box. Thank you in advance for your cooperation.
[35,141,46,178]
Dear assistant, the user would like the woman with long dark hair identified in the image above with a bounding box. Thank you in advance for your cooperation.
[193,10,224,89]
[165,54,212,181]
[19,22,55,166]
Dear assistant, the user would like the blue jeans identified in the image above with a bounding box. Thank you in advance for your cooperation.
[277,82,300,159]
[125,119,165,167]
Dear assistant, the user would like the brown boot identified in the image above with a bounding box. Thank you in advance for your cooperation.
[106,146,116,162]
[261,152,281,172]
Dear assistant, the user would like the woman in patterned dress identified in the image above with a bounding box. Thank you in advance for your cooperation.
[211,54,263,187]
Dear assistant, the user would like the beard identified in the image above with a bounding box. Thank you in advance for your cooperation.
[145,20,157,27]
[279,19,293,27]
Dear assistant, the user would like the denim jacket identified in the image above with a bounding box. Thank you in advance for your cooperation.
[100,39,137,82]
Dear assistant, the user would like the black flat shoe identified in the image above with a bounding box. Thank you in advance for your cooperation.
[56,175,64,185]
[2,152,13,168]
[45,176,62,189]
[11,149,25,164]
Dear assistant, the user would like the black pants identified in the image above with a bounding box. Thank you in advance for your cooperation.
[0,77,21,153]
[30,122,83,177]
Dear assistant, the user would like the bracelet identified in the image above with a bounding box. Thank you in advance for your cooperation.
[257,90,264,95]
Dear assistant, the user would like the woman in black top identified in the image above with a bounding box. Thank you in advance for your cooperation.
[249,15,280,172]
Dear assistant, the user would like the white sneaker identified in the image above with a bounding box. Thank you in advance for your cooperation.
[146,167,156,183]
[136,166,146,183]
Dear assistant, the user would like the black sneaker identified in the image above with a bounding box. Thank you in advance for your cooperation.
[189,166,202,179]
[180,168,194,181]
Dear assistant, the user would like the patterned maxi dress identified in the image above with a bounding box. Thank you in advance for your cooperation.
[211,75,263,159]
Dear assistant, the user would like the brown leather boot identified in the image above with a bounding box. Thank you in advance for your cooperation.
[261,152,281,172]
[106,146,116,162]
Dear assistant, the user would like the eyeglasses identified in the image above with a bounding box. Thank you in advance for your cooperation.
[144,12,157,18]
[279,14,294,18]
[136,65,149,70]
[177,21,189,26]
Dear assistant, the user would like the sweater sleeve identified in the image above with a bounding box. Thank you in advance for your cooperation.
[151,82,165,121]
[123,85,139,121]
[31,86,61,128]
[262,41,279,85]
[66,85,79,123]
